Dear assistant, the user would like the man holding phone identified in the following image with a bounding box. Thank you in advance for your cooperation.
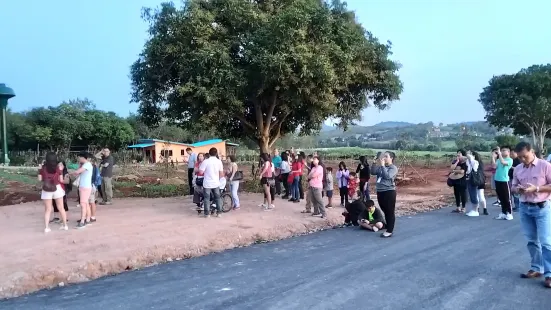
[511,142,551,288]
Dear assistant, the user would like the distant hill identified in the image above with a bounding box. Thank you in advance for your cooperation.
[372,121,415,128]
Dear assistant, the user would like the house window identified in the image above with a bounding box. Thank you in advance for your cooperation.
[160,150,173,157]
[181,149,185,156]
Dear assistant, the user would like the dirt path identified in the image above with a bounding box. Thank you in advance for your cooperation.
[0,182,449,299]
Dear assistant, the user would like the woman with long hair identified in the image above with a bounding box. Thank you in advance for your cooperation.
[290,154,304,203]
[467,151,488,216]
[50,161,71,223]
[227,155,240,210]
[336,161,350,206]
[259,153,275,210]
[356,156,371,201]
[39,152,68,232]
[371,151,398,238]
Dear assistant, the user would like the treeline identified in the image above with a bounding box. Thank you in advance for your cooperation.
[5,98,219,152]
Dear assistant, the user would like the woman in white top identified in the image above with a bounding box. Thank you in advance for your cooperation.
[465,151,487,217]
[280,152,291,199]
[226,155,240,210]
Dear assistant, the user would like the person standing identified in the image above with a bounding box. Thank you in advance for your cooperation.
[512,142,551,288]
[186,147,197,195]
[227,155,241,210]
[308,156,326,218]
[99,148,115,205]
[356,156,371,201]
[290,155,303,203]
[510,150,521,212]
[492,146,514,220]
[280,152,291,199]
[450,150,468,213]
[336,162,350,207]
[198,148,224,217]
[371,151,398,238]
[39,153,68,233]
[272,149,282,196]
[71,152,94,228]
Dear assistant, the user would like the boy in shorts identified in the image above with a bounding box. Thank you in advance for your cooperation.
[358,199,386,232]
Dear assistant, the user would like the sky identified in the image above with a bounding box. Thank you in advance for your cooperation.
[0,0,550,126]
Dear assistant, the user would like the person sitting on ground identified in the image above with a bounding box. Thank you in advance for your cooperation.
[358,200,386,232]
[342,191,365,226]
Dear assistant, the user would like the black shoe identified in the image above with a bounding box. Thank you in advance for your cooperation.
[76,221,86,229]
[483,209,489,215]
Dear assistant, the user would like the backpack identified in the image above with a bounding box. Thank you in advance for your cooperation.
[92,165,102,187]
[42,169,58,192]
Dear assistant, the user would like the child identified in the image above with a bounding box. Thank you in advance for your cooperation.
[324,167,334,208]
[358,200,386,232]
[347,172,358,202]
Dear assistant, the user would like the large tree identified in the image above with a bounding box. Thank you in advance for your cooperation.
[479,64,551,153]
[130,0,403,153]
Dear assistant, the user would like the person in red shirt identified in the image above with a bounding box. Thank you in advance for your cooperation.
[289,155,303,202]
[348,172,359,200]
[38,152,68,233]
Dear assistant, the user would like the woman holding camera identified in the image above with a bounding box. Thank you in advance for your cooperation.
[371,151,398,238]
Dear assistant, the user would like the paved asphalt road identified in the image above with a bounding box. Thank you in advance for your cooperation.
[3,202,551,310]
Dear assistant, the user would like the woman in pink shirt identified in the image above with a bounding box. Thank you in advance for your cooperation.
[260,153,275,210]
[308,156,326,218]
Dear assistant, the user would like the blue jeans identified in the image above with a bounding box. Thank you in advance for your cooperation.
[203,187,222,215]
[230,181,240,208]
[519,201,551,277]
[292,176,300,200]
[467,182,479,204]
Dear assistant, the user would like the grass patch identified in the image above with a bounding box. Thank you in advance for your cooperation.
[114,181,184,198]
[0,170,37,185]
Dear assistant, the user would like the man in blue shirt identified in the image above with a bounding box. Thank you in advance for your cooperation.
[492,146,514,220]
[272,149,282,195]
[186,148,197,195]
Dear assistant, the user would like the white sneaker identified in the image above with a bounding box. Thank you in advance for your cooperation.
[505,213,514,220]
[495,213,507,220]
[59,225,68,231]
[44,227,51,233]
[466,210,480,217]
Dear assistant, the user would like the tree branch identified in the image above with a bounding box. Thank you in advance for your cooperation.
[268,112,290,148]
[264,92,277,135]
[234,114,256,132]
[254,101,264,137]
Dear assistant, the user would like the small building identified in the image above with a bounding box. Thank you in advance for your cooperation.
[127,138,239,163]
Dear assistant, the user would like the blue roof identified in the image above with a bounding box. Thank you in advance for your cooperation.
[191,139,223,147]
[127,143,155,148]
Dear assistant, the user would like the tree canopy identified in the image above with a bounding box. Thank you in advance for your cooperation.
[480,64,551,153]
[131,0,403,153]
[6,99,135,151]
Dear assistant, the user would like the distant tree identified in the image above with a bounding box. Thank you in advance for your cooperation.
[130,0,403,153]
[495,135,520,148]
[480,64,551,152]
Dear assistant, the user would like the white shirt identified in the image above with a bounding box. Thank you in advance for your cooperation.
[188,152,197,168]
[79,162,94,188]
[199,157,224,189]
[281,161,291,173]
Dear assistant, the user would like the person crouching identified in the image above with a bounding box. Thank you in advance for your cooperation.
[358,200,386,232]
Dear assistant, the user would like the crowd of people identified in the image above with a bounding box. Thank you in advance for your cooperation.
[186,147,399,237]
[447,142,551,288]
[39,149,115,233]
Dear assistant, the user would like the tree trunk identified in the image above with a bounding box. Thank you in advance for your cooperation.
[258,136,270,154]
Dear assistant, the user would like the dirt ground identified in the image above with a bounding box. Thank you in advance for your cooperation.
[0,172,451,299]
[0,161,486,298]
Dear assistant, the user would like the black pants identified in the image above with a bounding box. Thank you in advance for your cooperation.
[53,195,69,213]
[495,180,512,214]
[339,187,349,205]
[453,185,467,208]
[275,175,281,195]
[97,184,104,201]
[299,176,304,199]
[377,190,397,233]
[188,168,194,195]
[281,173,290,197]
[344,200,366,225]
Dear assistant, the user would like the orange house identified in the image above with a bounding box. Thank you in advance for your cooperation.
[128,139,239,163]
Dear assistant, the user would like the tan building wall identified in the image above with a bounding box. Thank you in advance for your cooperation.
[142,141,228,163]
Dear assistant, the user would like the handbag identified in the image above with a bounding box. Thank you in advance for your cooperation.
[195,177,204,187]
[232,171,244,181]
[469,166,485,187]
